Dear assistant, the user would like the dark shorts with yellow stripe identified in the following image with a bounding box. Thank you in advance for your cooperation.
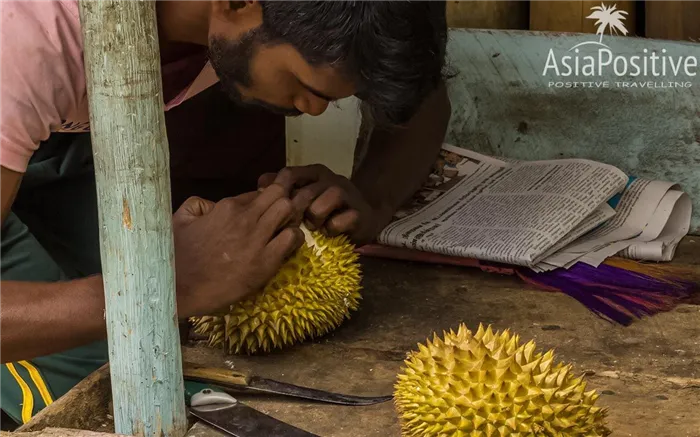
[1,133,109,426]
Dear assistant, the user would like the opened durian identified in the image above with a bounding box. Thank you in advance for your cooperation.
[394,323,610,437]
[190,224,362,355]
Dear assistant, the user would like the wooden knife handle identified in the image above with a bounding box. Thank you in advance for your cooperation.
[182,362,249,387]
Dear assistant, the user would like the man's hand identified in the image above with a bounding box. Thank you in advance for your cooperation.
[258,165,385,245]
[172,184,304,318]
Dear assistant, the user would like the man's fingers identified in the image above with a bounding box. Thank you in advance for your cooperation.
[255,197,295,241]
[272,165,328,192]
[263,227,304,266]
[234,191,261,206]
[324,208,361,237]
[257,173,276,189]
[254,165,351,231]
[249,183,290,217]
[307,186,347,229]
[291,181,329,221]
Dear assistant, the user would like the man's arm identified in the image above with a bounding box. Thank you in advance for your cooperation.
[1,165,303,363]
[0,278,108,363]
[0,166,108,363]
[1,166,22,224]
[351,81,451,233]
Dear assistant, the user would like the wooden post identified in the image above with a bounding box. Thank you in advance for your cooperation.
[78,1,187,437]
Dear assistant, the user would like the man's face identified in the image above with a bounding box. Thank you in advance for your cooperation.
[207,5,357,117]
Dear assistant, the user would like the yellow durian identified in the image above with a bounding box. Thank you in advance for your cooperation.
[190,224,362,355]
[394,323,611,437]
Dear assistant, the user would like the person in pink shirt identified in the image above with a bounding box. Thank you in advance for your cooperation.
[0,0,451,426]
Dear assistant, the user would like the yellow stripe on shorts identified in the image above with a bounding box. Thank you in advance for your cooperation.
[5,363,34,424]
[18,360,54,407]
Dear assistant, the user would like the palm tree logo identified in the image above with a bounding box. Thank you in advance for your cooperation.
[570,3,628,50]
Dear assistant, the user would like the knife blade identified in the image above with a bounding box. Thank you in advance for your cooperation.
[189,389,320,437]
[183,363,392,406]
[243,375,393,406]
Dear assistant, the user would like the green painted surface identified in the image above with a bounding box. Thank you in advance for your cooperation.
[78,1,187,436]
[443,29,700,234]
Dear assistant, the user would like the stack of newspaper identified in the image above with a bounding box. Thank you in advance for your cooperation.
[373,143,693,272]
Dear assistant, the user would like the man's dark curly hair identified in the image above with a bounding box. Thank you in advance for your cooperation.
[256,1,449,126]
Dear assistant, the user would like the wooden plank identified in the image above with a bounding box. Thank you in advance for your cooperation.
[184,422,223,437]
[530,1,638,36]
[446,1,529,30]
[645,1,700,42]
[17,364,197,436]
[77,1,187,436]
[530,1,585,33]
[17,366,112,433]
[178,239,700,437]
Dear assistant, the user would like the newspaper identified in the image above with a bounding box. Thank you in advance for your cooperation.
[574,184,690,265]
[377,144,628,267]
[529,203,617,272]
[372,143,692,271]
[537,178,692,269]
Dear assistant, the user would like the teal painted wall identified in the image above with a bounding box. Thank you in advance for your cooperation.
[442,29,700,234]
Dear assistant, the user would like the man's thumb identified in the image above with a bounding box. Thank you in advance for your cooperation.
[174,196,215,226]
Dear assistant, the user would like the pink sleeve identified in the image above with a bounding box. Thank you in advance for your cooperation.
[0,1,86,173]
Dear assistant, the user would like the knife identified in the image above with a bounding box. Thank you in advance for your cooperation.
[183,362,392,406]
[189,388,321,437]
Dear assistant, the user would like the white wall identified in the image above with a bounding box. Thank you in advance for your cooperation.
[284,96,362,178]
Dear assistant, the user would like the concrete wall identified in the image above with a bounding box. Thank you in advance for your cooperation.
[286,29,700,234]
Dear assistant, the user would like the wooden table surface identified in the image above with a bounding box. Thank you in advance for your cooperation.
[181,236,700,437]
[17,237,700,437]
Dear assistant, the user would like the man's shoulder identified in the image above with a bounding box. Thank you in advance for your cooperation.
[1,0,80,18]
[0,0,86,173]
[1,0,83,63]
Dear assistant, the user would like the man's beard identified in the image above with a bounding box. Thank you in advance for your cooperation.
[208,31,302,117]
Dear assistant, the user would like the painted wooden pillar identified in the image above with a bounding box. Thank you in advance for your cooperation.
[77,1,187,437]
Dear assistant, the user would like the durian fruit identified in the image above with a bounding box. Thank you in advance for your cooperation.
[190,224,362,355]
[394,323,611,437]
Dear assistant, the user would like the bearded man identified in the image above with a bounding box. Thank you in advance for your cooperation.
[0,0,450,426]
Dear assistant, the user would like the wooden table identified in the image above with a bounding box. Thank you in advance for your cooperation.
[15,237,700,437]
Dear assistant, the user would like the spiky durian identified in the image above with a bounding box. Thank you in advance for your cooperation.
[394,323,610,437]
[190,224,362,355]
